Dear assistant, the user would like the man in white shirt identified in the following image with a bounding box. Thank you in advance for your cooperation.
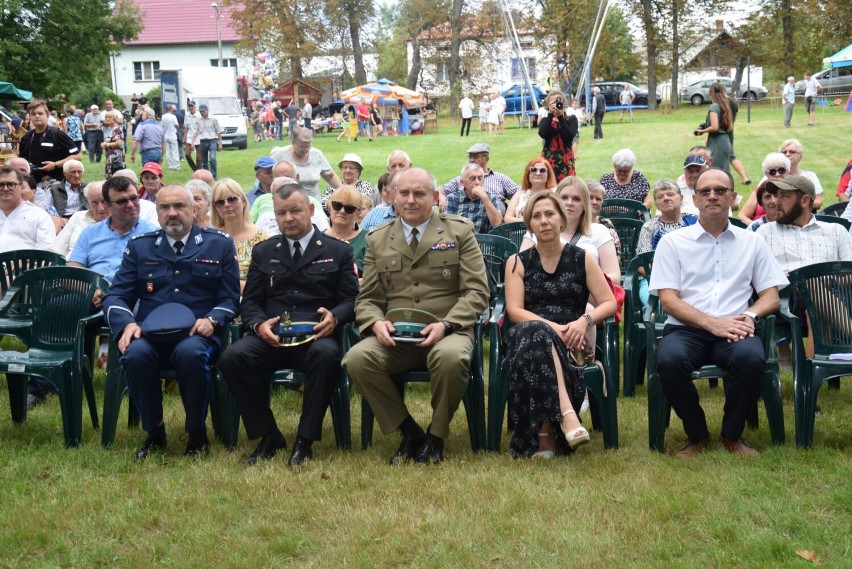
[161,105,180,171]
[0,165,55,253]
[302,101,312,130]
[782,76,796,128]
[458,94,474,137]
[182,101,201,171]
[802,71,821,126]
[493,91,507,134]
[649,168,788,458]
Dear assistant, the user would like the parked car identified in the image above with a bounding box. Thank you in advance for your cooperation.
[499,84,546,113]
[794,67,852,98]
[577,81,661,108]
[680,77,768,106]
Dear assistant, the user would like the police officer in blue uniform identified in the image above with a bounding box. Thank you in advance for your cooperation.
[103,184,240,459]
[219,182,359,466]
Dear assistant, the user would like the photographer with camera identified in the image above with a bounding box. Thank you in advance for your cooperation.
[18,100,82,184]
[538,91,578,182]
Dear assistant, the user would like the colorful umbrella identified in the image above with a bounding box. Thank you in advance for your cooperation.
[340,82,425,109]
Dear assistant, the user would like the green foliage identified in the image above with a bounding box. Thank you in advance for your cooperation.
[373,3,410,85]
[145,86,161,101]
[0,0,140,98]
[66,83,123,110]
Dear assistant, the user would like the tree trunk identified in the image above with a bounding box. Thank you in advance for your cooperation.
[407,36,422,91]
[446,0,464,118]
[640,0,657,110]
[781,0,793,75]
[346,1,367,84]
[669,0,679,109]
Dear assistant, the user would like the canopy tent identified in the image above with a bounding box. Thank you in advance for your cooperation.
[0,81,32,101]
[823,43,852,69]
[340,82,424,109]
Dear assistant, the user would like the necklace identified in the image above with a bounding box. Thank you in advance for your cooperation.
[328,227,358,241]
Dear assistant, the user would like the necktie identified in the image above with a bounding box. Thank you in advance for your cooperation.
[293,240,302,263]
[174,240,184,256]
[410,228,419,253]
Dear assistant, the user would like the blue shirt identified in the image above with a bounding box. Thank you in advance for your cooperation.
[69,217,159,282]
[361,204,397,233]
[444,190,505,233]
[133,119,164,151]
[247,181,268,208]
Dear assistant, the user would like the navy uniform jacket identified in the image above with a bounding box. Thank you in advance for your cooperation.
[103,224,241,341]
[240,227,359,331]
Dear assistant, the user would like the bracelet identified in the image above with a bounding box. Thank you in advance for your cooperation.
[583,313,595,326]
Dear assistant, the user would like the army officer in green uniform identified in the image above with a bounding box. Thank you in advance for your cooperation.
[343,167,489,465]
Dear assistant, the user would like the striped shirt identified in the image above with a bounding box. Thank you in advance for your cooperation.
[756,216,852,274]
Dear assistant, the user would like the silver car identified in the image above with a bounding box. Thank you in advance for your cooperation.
[795,67,852,98]
[680,77,768,106]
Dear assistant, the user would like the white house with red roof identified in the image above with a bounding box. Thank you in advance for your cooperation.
[110,0,251,103]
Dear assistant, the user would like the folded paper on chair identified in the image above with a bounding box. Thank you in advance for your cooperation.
[828,353,852,360]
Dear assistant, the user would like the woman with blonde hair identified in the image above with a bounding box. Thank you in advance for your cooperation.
[504,158,557,223]
[210,178,267,291]
[324,185,367,275]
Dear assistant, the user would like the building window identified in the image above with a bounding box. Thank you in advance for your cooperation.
[436,61,449,82]
[511,58,536,83]
[210,58,238,68]
[134,61,160,81]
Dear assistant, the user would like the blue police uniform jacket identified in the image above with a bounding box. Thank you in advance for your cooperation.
[103,224,241,341]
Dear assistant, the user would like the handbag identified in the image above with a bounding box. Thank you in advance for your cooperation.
[109,152,126,171]
[604,274,625,324]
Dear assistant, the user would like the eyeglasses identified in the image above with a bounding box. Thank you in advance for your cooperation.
[331,201,359,214]
[695,187,731,197]
[0,182,20,190]
[213,195,241,208]
[781,150,801,155]
[766,167,787,176]
[108,194,140,206]
[529,167,548,175]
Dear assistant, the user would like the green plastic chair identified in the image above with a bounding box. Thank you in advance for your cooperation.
[488,221,528,251]
[815,215,851,231]
[728,217,747,229]
[609,217,644,276]
[211,323,352,450]
[644,295,785,452]
[820,202,847,217]
[785,261,852,447]
[0,267,108,446]
[600,198,650,222]
[486,289,619,452]
[622,251,655,396]
[347,322,487,452]
[475,234,518,313]
[0,249,66,334]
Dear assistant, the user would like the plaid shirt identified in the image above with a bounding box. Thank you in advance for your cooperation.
[440,169,518,214]
[444,190,504,233]
[756,216,852,273]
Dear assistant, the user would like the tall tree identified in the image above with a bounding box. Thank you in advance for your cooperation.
[0,0,140,98]
[327,0,375,84]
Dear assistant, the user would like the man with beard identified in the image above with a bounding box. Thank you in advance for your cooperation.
[103,184,240,460]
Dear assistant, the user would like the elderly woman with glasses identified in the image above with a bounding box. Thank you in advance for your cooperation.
[737,152,792,224]
[504,158,557,223]
[599,148,651,209]
[778,138,824,210]
[211,178,267,291]
[322,152,377,207]
[323,185,367,276]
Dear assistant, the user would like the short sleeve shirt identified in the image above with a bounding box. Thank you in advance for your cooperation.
[69,218,159,282]
[18,127,80,182]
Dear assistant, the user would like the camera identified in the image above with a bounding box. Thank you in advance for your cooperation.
[555,100,564,110]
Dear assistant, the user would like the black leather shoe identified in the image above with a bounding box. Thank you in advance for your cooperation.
[389,433,425,465]
[245,432,288,465]
[287,437,313,467]
[184,430,210,458]
[414,434,444,465]
[135,431,167,461]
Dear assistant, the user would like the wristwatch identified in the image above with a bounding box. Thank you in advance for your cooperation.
[742,311,758,321]
[442,320,454,336]
[206,316,220,330]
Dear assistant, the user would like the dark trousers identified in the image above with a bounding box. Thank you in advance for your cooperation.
[593,113,604,139]
[460,117,472,136]
[656,324,764,443]
[184,143,199,171]
[85,130,103,162]
[219,334,340,441]
[120,334,219,433]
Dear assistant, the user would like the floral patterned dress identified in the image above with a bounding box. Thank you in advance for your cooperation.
[104,125,125,179]
[539,113,578,181]
[504,244,589,457]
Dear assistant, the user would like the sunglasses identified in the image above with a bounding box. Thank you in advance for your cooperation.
[766,167,787,176]
[109,194,140,206]
[695,187,731,197]
[331,201,359,214]
[529,167,548,175]
[214,195,241,208]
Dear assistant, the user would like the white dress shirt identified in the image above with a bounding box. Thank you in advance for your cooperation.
[0,201,56,253]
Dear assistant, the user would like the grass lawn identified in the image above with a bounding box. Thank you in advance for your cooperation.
[5,102,851,568]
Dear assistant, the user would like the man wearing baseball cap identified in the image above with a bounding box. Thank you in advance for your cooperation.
[438,142,519,213]
[677,152,709,216]
[183,101,201,171]
[247,156,275,207]
[140,162,164,202]
[195,105,222,179]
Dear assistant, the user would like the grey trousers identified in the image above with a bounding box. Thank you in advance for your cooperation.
[783,102,794,128]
